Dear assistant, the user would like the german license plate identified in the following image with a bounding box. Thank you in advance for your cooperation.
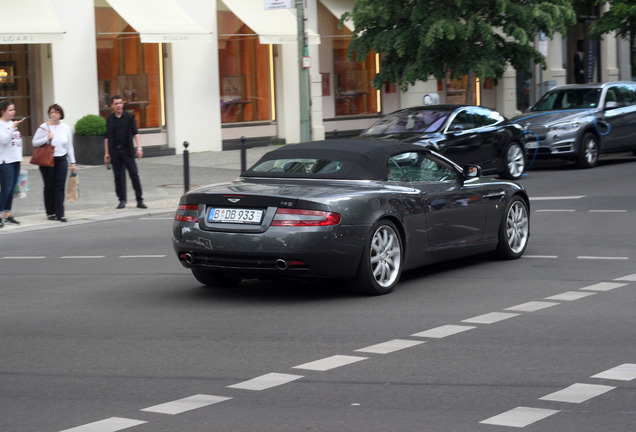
[208,208,263,224]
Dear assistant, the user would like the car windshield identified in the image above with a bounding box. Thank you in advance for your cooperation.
[250,158,344,175]
[362,110,449,135]
[531,88,601,111]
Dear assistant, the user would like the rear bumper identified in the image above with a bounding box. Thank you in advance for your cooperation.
[173,222,367,278]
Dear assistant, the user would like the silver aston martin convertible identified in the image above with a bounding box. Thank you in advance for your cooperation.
[173,139,530,295]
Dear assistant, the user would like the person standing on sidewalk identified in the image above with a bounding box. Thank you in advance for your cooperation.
[0,100,26,228]
[104,95,146,209]
[32,103,76,222]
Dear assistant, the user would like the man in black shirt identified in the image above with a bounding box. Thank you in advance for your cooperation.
[104,95,147,209]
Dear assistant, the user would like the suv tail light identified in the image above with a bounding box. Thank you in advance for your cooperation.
[272,209,341,226]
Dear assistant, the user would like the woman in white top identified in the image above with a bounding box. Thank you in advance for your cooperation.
[32,103,77,222]
[0,100,26,228]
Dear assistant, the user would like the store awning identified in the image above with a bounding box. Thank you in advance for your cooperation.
[105,0,213,43]
[221,0,320,45]
[320,0,355,32]
[0,0,65,44]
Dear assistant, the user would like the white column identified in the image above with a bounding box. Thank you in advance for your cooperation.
[164,2,220,153]
[496,65,518,118]
[306,0,324,140]
[276,43,302,143]
[165,41,222,153]
[543,32,566,87]
[599,4,620,82]
[48,0,100,129]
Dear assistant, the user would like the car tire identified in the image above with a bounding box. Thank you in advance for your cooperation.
[496,196,529,260]
[191,269,241,287]
[501,142,526,180]
[575,132,599,168]
[349,220,403,295]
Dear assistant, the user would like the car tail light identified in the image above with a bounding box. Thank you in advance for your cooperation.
[175,204,199,223]
[272,208,341,226]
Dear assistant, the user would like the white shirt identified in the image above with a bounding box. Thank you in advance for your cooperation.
[0,119,23,164]
[32,121,76,164]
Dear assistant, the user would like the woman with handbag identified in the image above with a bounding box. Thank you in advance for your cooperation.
[32,103,76,222]
[0,101,26,228]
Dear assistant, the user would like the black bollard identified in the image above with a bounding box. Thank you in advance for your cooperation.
[183,141,190,193]
[240,136,247,174]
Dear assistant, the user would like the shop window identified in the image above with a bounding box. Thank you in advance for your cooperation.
[332,34,376,116]
[95,6,163,129]
[0,45,32,136]
[217,11,272,124]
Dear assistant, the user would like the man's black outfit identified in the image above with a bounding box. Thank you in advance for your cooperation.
[105,111,144,208]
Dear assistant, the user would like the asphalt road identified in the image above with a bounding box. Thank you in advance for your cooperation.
[1,154,636,432]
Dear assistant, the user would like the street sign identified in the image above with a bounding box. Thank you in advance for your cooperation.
[264,0,293,9]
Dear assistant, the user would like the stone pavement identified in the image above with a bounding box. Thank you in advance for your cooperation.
[0,144,278,235]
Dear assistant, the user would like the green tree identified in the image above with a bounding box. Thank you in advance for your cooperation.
[342,0,577,100]
[588,0,636,40]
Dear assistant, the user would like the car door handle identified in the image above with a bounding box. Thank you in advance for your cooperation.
[484,191,506,199]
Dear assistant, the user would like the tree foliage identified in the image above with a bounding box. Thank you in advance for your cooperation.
[588,0,636,41]
[342,0,577,91]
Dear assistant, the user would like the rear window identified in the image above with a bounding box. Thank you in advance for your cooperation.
[250,158,344,175]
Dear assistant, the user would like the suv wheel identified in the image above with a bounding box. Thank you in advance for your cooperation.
[575,132,599,168]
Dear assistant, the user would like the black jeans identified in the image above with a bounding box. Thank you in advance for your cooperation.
[39,156,68,218]
[111,147,143,202]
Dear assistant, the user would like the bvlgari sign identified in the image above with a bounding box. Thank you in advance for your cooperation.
[264,0,293,9]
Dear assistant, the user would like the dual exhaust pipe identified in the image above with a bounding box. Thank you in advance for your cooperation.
[183,253,290,270]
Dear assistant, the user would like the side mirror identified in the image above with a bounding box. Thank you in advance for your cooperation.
[463,164,481,179]
[605,101,619,110]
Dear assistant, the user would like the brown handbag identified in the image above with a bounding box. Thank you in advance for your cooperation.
[30,142,55,167]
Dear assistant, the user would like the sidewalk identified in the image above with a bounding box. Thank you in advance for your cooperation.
[0,144,278,235]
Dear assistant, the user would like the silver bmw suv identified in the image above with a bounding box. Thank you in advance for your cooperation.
[513,81,636,168]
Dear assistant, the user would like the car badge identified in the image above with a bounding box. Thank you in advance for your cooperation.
[227,198,241,203]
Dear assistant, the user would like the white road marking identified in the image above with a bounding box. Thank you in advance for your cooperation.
[141,394,231,415]
[539,383,615,403]
[480,406,560,427]
[614,274,636,281]
[355,339,425,354]
[577,256,629,260]
[580,282,628,292]
[411,324,476,339]
[530,196,585,200]
[119,255,167,258]
[227,372,303,391]
[462,312,519,324]
[591,364,636,381]
[589,209,627,213]
[61,256,105,259]
[293,355,367,371]
[59,417,147,432]
[546,291,596,301]
[1,256,45,259]
[505,301,559,313]
[523,255,558,259]
[535,209,575,212]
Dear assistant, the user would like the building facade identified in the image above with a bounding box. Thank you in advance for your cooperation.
[0,0,632,155]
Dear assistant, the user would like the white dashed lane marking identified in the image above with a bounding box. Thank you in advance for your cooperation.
[411,324,476,339]
[293,355,367,371]
[591,363,636,381]
[581,282,628,291]
[141,394,231,415]
[615,274,636,281]
[355,339,425,354]
[461,312,519,324]
[539,383,615,404]
[227,373,304,391]
[119,255,167,258]
[505,301,559,313]
[480,407,560,428]
[0,256,45,259]
[545,291,596,301]
[59,417,147,432]
[61,256,105,259]
[578,255,629,260]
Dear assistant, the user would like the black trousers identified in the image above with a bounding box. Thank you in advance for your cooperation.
[111,147,143,202]
[39,156,68,218]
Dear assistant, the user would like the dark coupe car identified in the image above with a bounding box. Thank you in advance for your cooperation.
[359,105,527,180]
[173,139,530,295]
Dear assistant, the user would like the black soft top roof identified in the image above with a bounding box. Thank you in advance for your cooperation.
[243,139,430,181]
